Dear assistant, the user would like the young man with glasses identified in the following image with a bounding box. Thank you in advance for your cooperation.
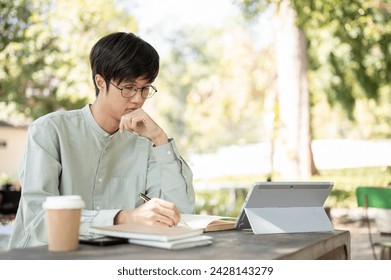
[9,32,195,248]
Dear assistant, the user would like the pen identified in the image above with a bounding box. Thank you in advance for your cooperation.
[138,193,189,227]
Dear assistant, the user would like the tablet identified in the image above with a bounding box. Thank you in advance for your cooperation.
[235,182,334,231]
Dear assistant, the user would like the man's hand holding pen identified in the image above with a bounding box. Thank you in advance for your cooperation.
[113,197,182,227]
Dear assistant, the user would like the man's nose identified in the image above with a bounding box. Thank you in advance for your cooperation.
[130,89,144,103]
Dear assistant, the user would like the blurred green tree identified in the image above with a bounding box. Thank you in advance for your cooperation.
[0,0,32,52]
[294,0,390,119]
[0,0,60,118]
[237,0,391,179]
[238,0,313,179]
[0,0,137,119]
[238,0,391,119]
[156,26,269,153]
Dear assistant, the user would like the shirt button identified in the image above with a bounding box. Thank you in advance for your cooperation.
[167,151,172,155]
[98,178,102,183]
[104,133,109,137]
[96,206,100,210]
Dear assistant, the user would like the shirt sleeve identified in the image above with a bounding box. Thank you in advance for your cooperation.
[9,122,61,248]
[79,209,121,237]
[146,139,196,214]
[9,121,122,247]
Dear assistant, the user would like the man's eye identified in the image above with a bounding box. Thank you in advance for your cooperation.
[124,86,136,90]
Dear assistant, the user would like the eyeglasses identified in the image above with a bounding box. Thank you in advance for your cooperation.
[108,81,157,99]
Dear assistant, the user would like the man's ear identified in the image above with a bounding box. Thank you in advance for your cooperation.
[95,74,106,91]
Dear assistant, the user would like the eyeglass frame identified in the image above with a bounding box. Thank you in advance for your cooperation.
[107,80,157,99]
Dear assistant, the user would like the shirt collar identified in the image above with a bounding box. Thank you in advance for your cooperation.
[82,104,112,139]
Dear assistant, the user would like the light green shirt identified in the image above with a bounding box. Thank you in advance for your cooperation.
[9,104,195,248]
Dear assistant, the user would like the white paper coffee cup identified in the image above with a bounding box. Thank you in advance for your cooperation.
[43,195,85,252]
[43,195,86,209]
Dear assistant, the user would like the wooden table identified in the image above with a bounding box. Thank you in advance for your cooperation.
[0,229,350,260]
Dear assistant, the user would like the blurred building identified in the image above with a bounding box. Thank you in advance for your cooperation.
[0,121,27,178]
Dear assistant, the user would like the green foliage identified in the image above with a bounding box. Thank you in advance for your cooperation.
[320,166,391,208]
[0,0,137,120]
[235,0,269,20]
[0,0,65,118]
[195,188,249,217]
[0,0,32,52]
[293,0,391,119]
[157,25,270,153]
[194,166,391,215]
[237,0,391,120]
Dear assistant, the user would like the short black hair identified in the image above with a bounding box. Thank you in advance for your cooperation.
[89,32,159,96]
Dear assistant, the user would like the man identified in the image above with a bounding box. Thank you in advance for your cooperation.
[9,32,195,248]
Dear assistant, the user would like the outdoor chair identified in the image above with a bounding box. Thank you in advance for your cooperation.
[356,186,391,260]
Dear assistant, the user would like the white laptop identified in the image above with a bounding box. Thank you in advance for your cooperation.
[235,182,334,234]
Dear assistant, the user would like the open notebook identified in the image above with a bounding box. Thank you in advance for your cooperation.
[180,214,236,232]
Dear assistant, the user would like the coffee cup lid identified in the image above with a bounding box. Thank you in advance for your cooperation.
[42,195,86,209]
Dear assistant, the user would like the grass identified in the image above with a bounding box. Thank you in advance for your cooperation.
[194,166,391,216]
[315,166,391,208]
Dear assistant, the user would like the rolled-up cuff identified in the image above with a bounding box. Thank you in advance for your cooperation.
[152,138,179,163]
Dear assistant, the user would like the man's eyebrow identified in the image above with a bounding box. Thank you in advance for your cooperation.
[121,79,135,84]
[122,83,136,87]
[123,82,152,87]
